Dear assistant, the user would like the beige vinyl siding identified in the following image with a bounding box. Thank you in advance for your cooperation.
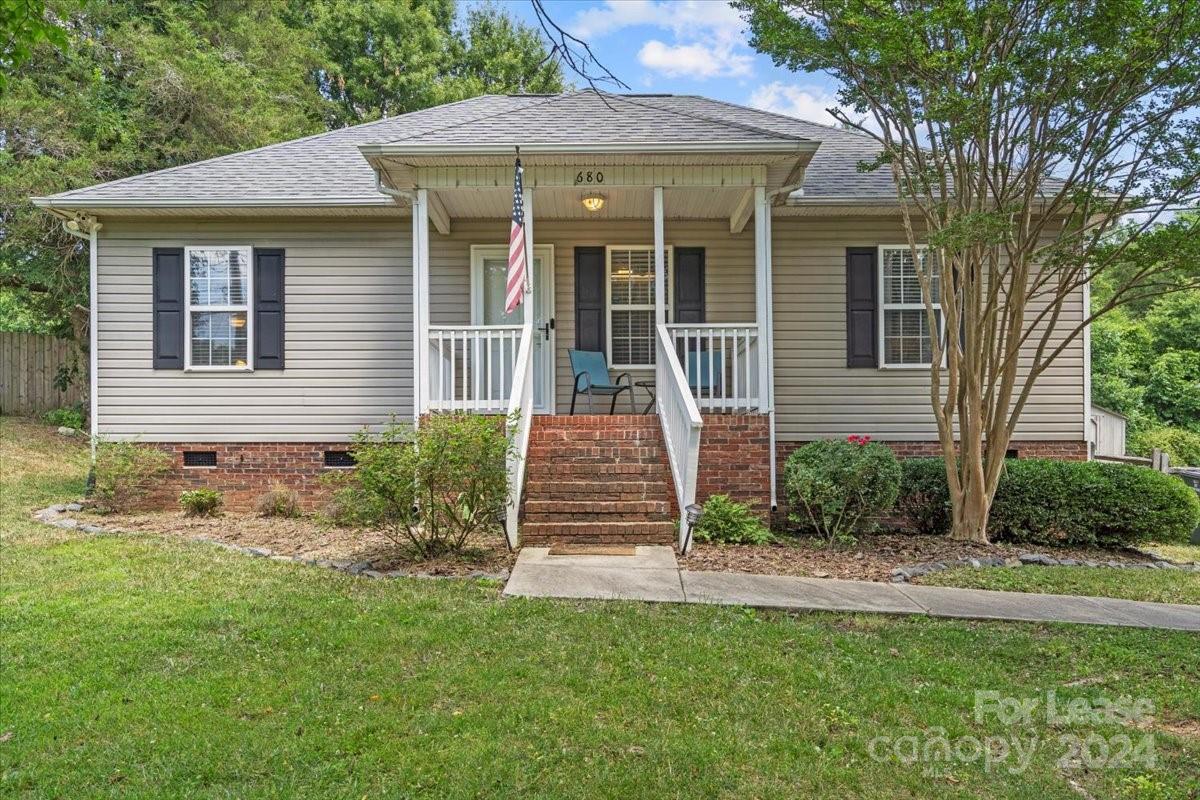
[427,219,757,413]
[96,218,412,441]
[770,216,1086,441]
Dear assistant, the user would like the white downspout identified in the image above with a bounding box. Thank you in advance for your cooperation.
[60,214,101,460]
[372,169,424,424]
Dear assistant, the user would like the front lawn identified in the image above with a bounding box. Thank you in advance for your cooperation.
[2,416,1199,799]
[918,565,1200,605]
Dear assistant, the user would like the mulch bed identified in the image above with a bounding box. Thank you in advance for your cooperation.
[76,510,515,577]
[680,533,1151,583]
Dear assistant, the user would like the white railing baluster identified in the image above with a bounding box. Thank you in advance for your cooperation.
[426,325,524,414]
[664,323,761,414]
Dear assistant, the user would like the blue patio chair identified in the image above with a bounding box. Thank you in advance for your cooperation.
[686,350,724,398]
[569,349,635,415]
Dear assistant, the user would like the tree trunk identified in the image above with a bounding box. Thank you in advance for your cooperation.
[949,476,992,543]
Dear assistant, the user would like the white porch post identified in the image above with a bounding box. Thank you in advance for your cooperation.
[754,186,777,507]
[413,188,431,422]
[653,186,665,325]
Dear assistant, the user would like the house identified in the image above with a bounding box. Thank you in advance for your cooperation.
[33,91,1090,550]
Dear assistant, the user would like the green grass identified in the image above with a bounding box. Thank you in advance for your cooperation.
[2,416,1199,799]
[920,564,1200,605]
[1145,541,1200,565]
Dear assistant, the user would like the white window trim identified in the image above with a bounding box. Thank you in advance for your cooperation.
[605,244,673,370]
[877,244,945,370]
[184,245,254,372]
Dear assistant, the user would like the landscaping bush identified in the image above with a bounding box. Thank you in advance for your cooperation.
[91,440,173,513]
[693,494,772,545]
[895,458,952,535]
[44,406,85,430]
[1130,426,1200,467]
[783,436,902,546]
[179,488,223,517]
[895,458,1200,546]
[255,483,301,518]
[329,413,513,558]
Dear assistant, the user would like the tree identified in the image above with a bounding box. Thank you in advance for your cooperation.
[2,0,565,338]
[296,0,565,126]
[0,0,66,91]
[739,0,1200,542]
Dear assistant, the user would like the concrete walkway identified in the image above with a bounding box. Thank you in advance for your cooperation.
[504,547,1200,632]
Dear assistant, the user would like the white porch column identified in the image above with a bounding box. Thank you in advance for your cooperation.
[653,186,665,324]
[413,188,431,422]
[753,186,772,411]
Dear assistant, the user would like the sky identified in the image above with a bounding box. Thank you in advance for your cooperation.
[498,0,851,127]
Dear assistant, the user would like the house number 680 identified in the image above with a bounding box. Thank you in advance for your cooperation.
[575,171,604,184]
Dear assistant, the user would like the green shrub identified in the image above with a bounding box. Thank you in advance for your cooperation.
[255,483,301,518]
[693,494,772,545]
[1130,426,1200,467]
[44,406,85,430]
[895,458,1200,546]
[179,488,223,517]
[896,458,952,535]
[783,436,902,546]
[92,440,173,513]
[329,413,514,558]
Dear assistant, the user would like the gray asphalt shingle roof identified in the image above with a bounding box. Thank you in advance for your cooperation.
[38,91,892,205]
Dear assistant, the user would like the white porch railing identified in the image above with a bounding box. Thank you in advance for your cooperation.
[665,323,762,412]
[655,324,703,553]
[504,322,535,549]
[427,325,523,413]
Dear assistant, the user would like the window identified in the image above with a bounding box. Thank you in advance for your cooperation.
[606,245,671,369]
[879,245,942,367]
[185,246,252,370]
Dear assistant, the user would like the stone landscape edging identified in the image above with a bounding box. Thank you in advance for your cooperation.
[31,502,510,583]
[32,502,1197,586]
[889,551,1200,583]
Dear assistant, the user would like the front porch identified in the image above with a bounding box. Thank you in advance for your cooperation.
[362,146,807,551]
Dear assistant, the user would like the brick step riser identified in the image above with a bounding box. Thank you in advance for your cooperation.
[521,521,676,535]
[522,533,676,546]
[524,514,672,524]
[524,487,673,501]
[524,501,669,515]
[525,466,670,480]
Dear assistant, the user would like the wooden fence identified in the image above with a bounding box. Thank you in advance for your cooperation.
[0,332,85,416]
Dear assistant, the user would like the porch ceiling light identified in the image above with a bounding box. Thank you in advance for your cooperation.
[581,192,606,212]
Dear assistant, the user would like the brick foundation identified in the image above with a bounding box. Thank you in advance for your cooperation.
[142,443,353,511]
[696,414,772,516]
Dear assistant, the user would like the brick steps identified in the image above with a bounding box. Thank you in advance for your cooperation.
[524,480,672,501]
[521,521,676,546]
[521,415,677,546]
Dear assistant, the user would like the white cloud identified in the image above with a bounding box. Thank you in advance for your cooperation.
[571,1,744,41]
[570,1,752,81]
[748,82,869,130]
[637,40,753,80]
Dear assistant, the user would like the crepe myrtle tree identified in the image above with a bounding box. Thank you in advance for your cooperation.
[737,0,1200,542]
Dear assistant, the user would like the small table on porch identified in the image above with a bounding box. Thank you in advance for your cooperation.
[635,380,656,414]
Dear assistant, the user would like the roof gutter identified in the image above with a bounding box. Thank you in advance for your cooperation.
[31,196,392,210]
[359,140,818,158]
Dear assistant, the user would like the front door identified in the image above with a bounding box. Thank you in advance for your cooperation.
[472,245,555,413]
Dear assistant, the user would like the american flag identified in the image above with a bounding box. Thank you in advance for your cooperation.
[505,156,527,314]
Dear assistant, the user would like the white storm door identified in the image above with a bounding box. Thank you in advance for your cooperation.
[472,245,555,413]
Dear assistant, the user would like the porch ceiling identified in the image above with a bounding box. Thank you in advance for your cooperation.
[437,185,756,221]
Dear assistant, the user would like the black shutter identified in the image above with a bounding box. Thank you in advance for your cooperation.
[254,248,285,370]
[673,247,705,324]
[574,247,606,353]
[152,248,185,369]
[846,247,878,368]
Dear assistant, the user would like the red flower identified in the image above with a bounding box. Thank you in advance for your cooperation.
[847,434,871,446]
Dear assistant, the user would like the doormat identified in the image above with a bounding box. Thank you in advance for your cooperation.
[547,544,637,556]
